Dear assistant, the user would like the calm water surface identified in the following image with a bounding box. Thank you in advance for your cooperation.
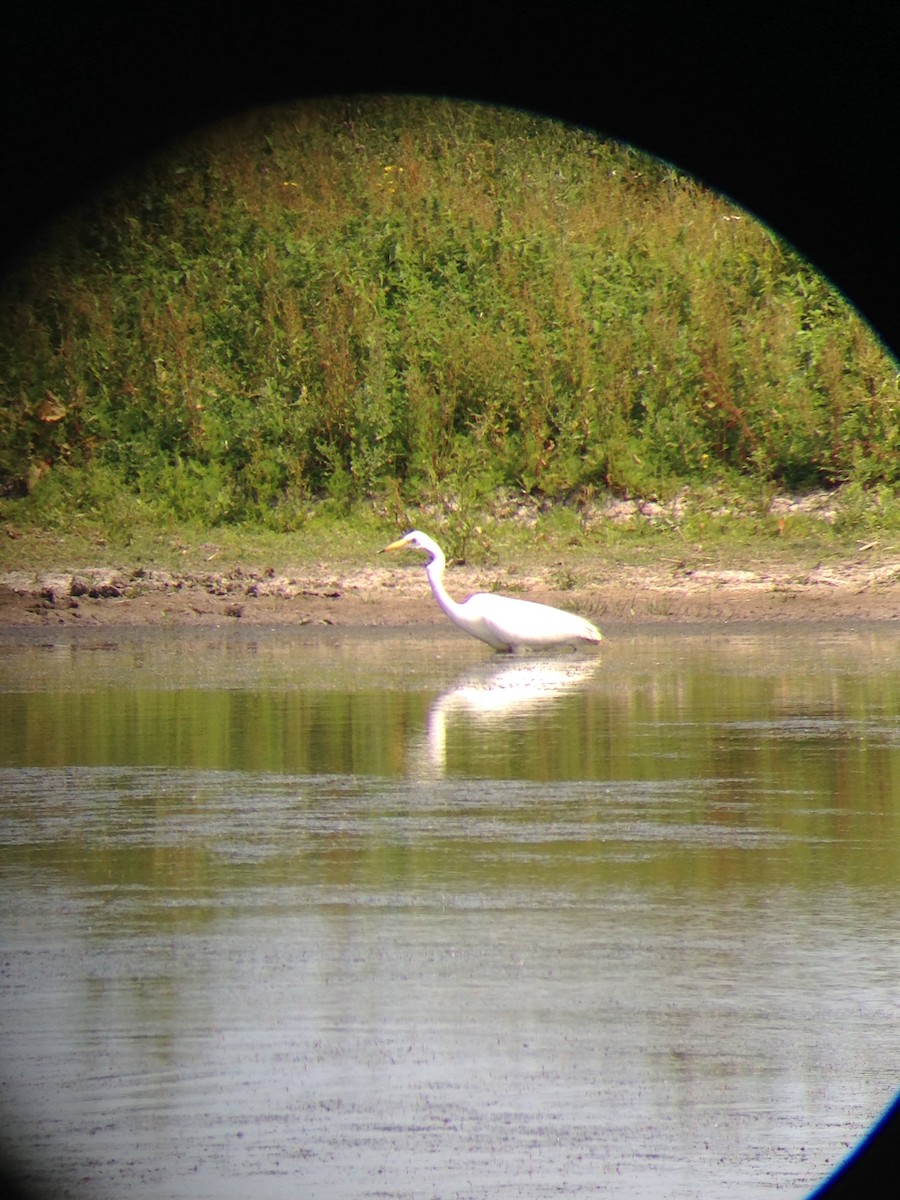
[0,623,898,1199]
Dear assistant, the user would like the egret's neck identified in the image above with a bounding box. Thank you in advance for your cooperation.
[425,551,464,622]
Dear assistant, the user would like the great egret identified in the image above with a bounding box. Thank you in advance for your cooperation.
[380,530,603,653]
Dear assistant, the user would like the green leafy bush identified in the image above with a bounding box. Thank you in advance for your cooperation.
[1,96,897,532]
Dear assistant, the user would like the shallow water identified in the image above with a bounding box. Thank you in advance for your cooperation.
[0,624,898,1198]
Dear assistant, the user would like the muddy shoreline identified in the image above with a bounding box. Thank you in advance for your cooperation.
[2,553,899,629]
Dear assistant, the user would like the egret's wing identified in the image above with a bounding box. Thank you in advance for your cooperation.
[470,593,599,649]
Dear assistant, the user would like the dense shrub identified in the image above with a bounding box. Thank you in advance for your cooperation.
[1,96,897,528]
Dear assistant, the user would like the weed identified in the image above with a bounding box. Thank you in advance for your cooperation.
[1,96,898,542]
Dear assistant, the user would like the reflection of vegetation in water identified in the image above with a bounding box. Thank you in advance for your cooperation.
[1,632,897,911]
[0,685,431,774]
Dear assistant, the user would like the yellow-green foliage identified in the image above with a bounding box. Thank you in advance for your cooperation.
[1,95,898,528]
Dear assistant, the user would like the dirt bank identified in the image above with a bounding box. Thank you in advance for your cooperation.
[1,552,899,629]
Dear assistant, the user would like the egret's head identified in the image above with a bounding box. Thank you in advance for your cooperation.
[379,530,440,561]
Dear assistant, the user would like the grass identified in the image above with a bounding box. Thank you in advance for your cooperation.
[1,95,898,555]
[3,481,897,585]
[0,96,897,573]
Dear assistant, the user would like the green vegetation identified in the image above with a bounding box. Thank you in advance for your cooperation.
[1,95,898,557]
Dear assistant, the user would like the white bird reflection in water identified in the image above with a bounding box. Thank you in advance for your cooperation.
[411,656,602,778]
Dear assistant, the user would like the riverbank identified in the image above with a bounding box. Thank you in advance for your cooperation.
[2,550,898,628]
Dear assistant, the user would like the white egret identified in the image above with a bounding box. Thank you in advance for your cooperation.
[380,530,603,653]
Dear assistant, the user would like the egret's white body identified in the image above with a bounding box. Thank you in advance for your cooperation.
[380,530,603,653]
